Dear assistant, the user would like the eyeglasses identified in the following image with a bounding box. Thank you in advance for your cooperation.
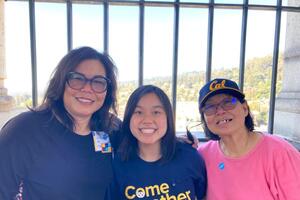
[66,72,110,93]
[201,97,238,116]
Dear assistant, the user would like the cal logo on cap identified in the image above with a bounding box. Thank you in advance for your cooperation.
[209,80,226,91]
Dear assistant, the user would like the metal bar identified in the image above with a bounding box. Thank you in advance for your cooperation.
[138,0,144,86]
[29,0,37,107]
[206,0,214,83]
[172,0,179,116]
[103,0,109,53]
[268,0,282,134]
[238,0,248,92]
[66,0,73,51]
[7,0,300,12]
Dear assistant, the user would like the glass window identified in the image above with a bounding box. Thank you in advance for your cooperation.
[73,4,103,50]
[35,2,67,100]
[147,0,174,2]
[143,7,173,97]
[2,2,31,128]
[215,0,243,4]
[176,8,208,133]
[244,10,276,131]
[109,5,139,118]
[249,0,277,5]
[3,0,299,139]
[180,0,208,2]
[211,9,242,82]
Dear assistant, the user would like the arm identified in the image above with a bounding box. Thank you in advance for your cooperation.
[271,142,300,199]
[177,132,200,149]
[0,120,24,199]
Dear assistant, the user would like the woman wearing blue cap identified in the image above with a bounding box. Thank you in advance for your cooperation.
[197,78,300,200]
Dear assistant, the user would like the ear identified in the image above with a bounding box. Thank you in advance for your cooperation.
[242,100,249,117]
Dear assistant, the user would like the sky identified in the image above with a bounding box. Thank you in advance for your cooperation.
[4,1,287,95]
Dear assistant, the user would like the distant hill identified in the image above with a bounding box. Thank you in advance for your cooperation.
[117,54,284,127]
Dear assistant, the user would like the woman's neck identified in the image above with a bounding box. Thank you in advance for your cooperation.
[219,131,261,157]
[138,143,162,162]
[73,117,91,135]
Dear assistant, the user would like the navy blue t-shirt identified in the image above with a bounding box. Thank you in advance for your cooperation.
[0,111,120,200]
[112,142,207,200]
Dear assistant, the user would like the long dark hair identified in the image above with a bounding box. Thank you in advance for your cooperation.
[118,85,176,163]
[200,98,255,140]
[36,46,118,132]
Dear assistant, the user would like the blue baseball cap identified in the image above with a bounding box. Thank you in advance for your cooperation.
[199,78,245,109]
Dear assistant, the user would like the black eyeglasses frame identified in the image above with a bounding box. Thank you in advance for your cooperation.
[66,71,110,94]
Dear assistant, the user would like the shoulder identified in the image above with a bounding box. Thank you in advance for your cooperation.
[261,133,299,152]
[176,141,197,154]
[198,140,219,154]
[1,111,37,133]
[174,142,207,185]
[175,142,205,164]
[0,110,53,139]
[260,133,300,158]
[260,134,300,196]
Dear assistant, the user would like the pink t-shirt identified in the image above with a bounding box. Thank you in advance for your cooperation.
[198,134,300,200]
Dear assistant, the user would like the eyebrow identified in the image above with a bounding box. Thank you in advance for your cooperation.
[135,105,164,109]
[74,71,106,79]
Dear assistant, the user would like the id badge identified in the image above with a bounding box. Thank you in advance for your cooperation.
[92,131,112,153]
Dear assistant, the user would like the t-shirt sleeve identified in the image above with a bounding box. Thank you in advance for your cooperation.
[181,143,207,199]
[269,140,300,199]
[194,151,207,199]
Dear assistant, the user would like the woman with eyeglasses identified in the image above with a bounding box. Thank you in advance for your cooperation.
[0,46,121,200]
[197,78,300,200]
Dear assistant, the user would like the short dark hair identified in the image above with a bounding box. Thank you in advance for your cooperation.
[118,85,176,162]
[36,46,118,132]
[200,98,255,140]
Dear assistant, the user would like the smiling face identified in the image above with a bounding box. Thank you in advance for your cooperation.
[129,93,168,148]
[203,93,249,137]
[63,59,107,122]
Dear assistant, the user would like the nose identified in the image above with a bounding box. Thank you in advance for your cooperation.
[81,81,93,93]
[142,112,154,124]
[215,104,226,115]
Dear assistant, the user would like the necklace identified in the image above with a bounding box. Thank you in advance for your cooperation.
[219,132,254,157]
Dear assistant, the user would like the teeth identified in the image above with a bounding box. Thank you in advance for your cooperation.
[218,119,230,125]
[140,128,156,134]
[76,97,93,103]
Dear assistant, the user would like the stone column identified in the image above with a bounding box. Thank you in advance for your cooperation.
[274,0,300,143]
[0,0,14,112]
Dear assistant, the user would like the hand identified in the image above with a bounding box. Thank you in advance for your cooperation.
[177,133,199,149]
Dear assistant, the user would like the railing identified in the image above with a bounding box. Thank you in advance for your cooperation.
[4,0,300,135]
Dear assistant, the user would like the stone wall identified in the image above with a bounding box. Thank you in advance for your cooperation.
[274,0,300,143]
